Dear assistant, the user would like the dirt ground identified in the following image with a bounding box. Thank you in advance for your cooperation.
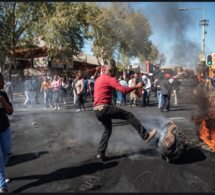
[5,79,215,193]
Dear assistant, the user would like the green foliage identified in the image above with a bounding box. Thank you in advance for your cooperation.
[88,2,153,66]
[38,2,90,62]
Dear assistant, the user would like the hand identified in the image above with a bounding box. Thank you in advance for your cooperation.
[96,66,101,71]
[135,82,143,88]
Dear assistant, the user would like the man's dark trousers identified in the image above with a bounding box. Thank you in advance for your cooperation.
[161,95,170,110]
[94,105,149,155]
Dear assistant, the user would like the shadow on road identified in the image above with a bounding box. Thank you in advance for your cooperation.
[103,148,159,162]
[6,151,49,167]
[172,147,207,164]
[11,160,118,193]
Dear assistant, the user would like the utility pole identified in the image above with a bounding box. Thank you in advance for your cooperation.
[179,8,208,59]
[199,13,209,58]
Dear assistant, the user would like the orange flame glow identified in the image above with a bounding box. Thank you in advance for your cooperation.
[199,119,215,151]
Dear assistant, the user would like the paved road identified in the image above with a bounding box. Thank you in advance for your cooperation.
[5,79,215,193]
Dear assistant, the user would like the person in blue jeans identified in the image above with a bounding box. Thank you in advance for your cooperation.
[141,75,151,107]
[0,73,13,193]
[155,75,163,108]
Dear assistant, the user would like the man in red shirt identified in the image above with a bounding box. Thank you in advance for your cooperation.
[93,64,157,159]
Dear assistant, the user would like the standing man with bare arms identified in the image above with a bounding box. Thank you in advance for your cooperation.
[93,64,157,159]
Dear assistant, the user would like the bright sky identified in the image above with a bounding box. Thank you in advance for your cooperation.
[82,2,215,71]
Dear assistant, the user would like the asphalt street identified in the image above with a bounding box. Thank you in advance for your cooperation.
[5,79,215,193]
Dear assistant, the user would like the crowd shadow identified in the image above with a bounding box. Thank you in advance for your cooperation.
[6,151,49,167]
[11,160,118,193]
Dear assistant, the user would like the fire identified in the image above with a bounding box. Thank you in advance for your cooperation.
[199,119,215,151]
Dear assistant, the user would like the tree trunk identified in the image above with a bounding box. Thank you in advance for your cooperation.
[123,68,126,80]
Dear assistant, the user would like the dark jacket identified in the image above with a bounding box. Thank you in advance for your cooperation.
[172,79,181,90]
[155,79,161,92]
[24,80,33,91]
[0,91,13,133]
[160,78,171,95]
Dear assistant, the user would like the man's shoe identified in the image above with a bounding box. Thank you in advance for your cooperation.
[145,129,157,143]
[0,189,8,193]
[96,154,108,159]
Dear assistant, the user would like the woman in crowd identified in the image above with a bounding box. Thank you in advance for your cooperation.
[40,76,53,109]
[0,73,13,193]
[51,75,61,110]
[60,76,68,104]
[75,73,86,112]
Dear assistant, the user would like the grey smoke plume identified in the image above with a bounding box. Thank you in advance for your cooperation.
[133,2,201,71]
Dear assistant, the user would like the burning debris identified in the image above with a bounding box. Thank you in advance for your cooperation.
[156,121,189,163]
[193,95,215,153]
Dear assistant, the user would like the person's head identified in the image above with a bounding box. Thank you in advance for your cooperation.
[44,77,48,82]
[119,76,123,80]
[76,73,83,80]
[165,73,171,78]
[134,74,138,78]
[0,73,4,89]
[142,75,147,81]
[104,64,116,77]
[91,76,94,80]
[54,75,58,81]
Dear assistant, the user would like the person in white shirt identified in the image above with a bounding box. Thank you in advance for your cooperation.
[128,75,133,87]
[119,76,128,105]
[141,75,151,107]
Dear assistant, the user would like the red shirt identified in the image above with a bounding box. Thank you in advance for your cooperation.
[93,74,134,106]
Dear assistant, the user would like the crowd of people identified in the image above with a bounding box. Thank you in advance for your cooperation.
[1,64,204,192]
[2,68,183,113]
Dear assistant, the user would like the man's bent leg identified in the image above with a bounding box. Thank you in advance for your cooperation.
[106,105,149,141]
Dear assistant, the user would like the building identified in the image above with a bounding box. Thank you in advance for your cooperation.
[9,37,103,78]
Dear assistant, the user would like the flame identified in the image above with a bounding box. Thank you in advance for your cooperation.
[199,119,215,151]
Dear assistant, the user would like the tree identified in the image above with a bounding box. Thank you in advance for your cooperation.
[38,2,91,65]
[88,2,153,66]
[0,2,49,76]
[138,44,159,64]
[158,53,166,66]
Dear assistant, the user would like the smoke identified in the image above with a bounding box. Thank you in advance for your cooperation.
[133,2,201,71]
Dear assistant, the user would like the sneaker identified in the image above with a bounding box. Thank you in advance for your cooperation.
[23,104,27,108]
[5,179,10,184]
[54,107,57,110]
[96,154,108,159]
[76,109,81,112]
[63,102,66,104]
[81,108,86,111]
[145,129,157,143]
[0,189,8,193]
[58,107,61,110]
[44,107,47,109]
[160,107,163,112]
[49,104,53,108]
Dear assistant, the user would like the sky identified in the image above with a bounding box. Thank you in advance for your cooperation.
[82,2,215,72]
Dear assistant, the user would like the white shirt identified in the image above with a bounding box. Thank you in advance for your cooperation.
[119,80,128,87]
[128,79,132,87]
[142,78,151,91]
